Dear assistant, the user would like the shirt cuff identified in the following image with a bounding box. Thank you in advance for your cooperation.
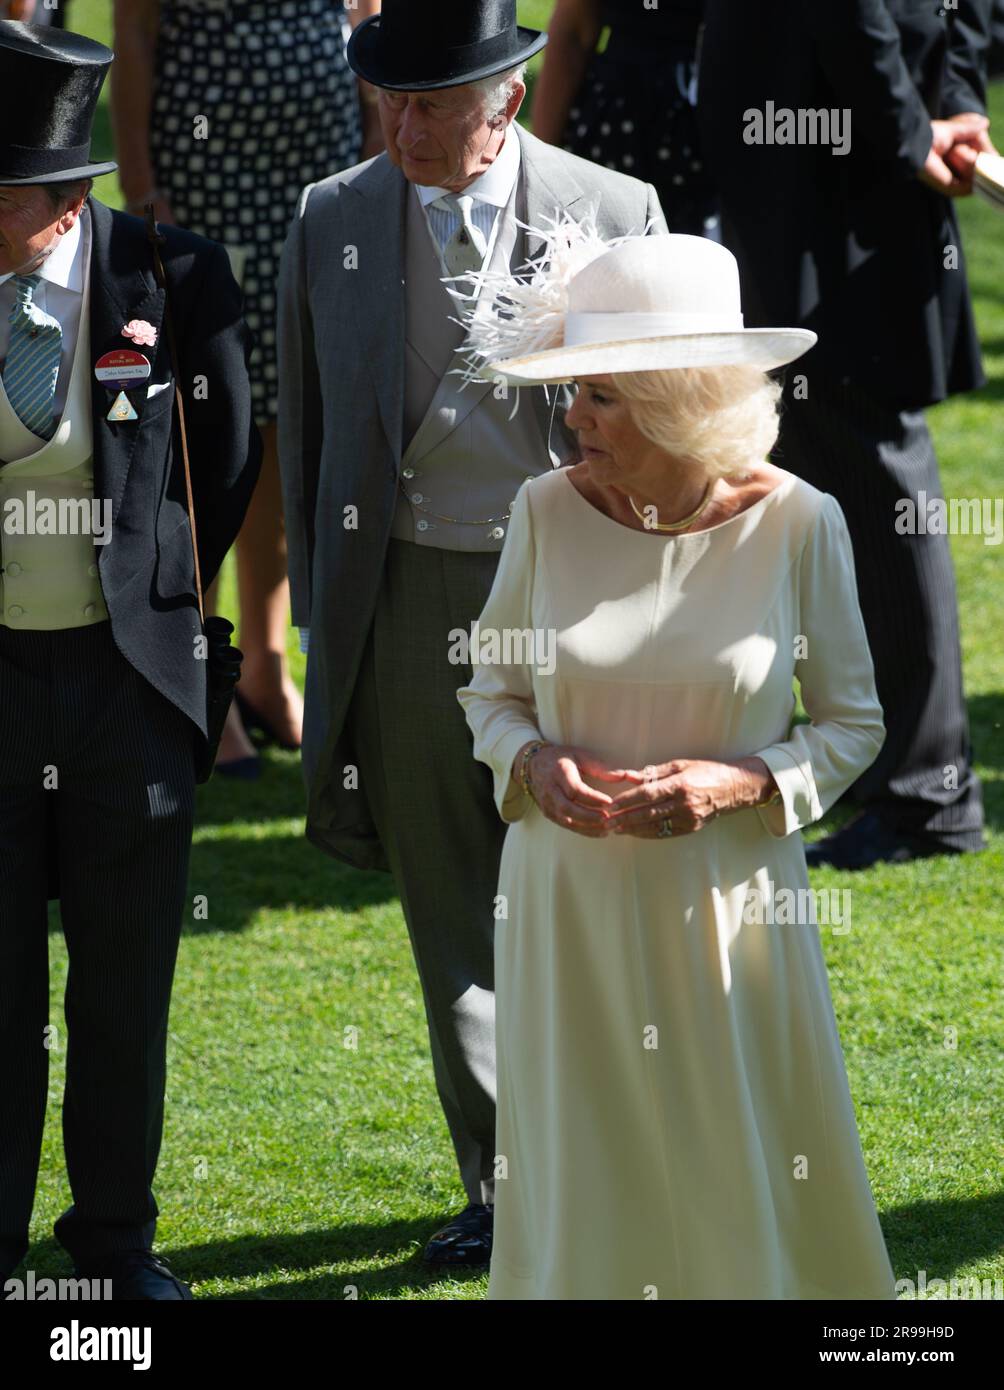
[752,744,822,839]
[489,724,545,823]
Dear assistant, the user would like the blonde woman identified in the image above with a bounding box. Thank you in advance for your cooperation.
[456,232,896,1299]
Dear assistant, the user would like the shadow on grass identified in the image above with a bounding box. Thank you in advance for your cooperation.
[20,1218,488,1301]
[19,1189,1004,1298]
[192,749,309,829]
[181,832,397,934]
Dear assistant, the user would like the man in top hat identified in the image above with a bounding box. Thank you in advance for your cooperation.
[0,21,260,1298]
[278,0,667,1266]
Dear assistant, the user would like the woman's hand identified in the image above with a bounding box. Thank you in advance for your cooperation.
[604,757,776,839]
[515,742,645,838]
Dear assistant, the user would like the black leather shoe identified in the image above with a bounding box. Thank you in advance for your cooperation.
[804,811,967,870]
[73,1250,193,1301]
[422,1202,493,1267]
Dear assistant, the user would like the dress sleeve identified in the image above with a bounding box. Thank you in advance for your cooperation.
[753,492,886,839]
[456,481,545,823]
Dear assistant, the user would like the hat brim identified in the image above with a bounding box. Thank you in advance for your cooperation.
[347,19,547,90]
[0,159,118,186]
[482,329,819,384]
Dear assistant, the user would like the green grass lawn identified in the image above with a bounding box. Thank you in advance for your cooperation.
[23,2,1004,1299]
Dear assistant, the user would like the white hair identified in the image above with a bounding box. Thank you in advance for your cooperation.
[472,63,527,121]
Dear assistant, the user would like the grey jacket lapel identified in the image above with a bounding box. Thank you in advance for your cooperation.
[344,157,407,462]
[348,129,591,469]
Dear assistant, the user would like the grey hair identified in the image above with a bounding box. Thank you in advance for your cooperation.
[42,178,93,211]
[473,62,527,121]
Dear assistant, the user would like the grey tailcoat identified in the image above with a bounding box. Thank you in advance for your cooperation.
[277,123,667,869]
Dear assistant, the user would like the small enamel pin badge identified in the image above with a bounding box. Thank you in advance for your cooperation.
[121,319,158,348]
[107,391,139,422]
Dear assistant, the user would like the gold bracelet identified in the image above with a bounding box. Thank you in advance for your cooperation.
[518,741,547,800]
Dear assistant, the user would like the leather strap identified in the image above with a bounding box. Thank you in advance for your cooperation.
[143,205,205,625]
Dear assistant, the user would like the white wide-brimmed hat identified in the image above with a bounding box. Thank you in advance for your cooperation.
[452,218,817,386]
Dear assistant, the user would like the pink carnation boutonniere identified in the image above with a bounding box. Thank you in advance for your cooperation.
[122,319,158,348]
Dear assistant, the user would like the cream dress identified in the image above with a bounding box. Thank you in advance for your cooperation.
[456,465,897,1301]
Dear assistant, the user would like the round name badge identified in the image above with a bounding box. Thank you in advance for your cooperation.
[94,349,152,390]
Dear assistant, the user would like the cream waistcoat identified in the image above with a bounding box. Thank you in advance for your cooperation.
[0,228,109,630]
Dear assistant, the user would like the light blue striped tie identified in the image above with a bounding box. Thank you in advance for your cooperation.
[3,274,63,440]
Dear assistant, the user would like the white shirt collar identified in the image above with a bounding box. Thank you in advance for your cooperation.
[0,206,85,291]
[416,122,521,209]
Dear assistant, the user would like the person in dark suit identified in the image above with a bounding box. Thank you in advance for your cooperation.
[990,0,1004,76]
[698,0,993,868]
[0,22,260,1298]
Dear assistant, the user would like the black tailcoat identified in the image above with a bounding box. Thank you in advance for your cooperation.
[698,1,991,410]
[86,197,262,741]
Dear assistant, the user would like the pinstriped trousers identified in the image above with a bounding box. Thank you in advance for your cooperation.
[344,539,503,1207]
[773,371,984,849]
[0,620,196,1275]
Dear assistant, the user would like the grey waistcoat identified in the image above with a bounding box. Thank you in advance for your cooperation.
[389,174,561,551]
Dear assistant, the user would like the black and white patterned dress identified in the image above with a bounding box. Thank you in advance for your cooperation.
[149,0,363,420]
[561,0,718,239]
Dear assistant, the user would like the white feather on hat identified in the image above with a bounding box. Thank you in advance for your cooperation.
[445,204,647,390]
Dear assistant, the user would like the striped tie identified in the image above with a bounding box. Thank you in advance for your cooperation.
[3,274,63,440]
[440,193,488,277]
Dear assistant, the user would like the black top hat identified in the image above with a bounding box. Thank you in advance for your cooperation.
[347,0,547,91]
[0,21,117,186]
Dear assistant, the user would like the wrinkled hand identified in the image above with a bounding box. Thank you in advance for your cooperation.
[920,116,991,195]
[523,744,645,838]
[604,758,744,840]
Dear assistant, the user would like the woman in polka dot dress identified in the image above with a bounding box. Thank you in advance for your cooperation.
[532,0,718,239]
[111,0,382,771]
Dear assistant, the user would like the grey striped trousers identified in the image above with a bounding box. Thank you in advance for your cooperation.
[344,539,503,1207]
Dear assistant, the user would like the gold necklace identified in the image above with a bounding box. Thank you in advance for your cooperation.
[628,481,715,533]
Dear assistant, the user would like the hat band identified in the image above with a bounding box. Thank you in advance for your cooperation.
[564,310,746,347]
[0,142,94,177]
